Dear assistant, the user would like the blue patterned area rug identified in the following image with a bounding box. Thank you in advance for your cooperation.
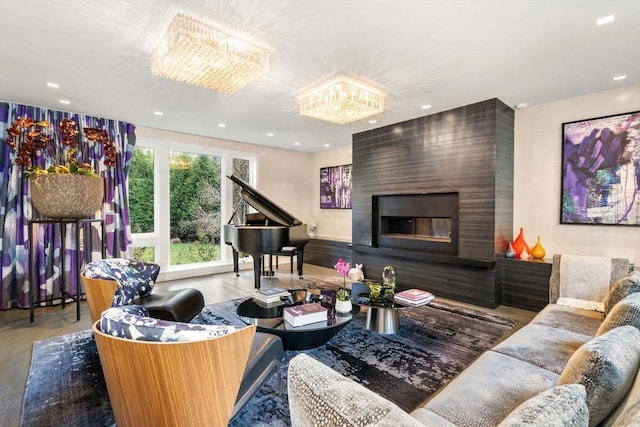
[21,295,517,426]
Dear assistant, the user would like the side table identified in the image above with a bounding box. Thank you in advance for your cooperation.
[28,218,105,322]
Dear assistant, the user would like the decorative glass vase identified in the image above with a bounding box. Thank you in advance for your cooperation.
[511,228,530,260]
[505,243,515,258]
[530,236,546,260]
[382,265,397,296]
[382,265,396,286]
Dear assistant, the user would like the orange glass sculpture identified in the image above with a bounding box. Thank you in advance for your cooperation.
[530,236,546,260]
[511,228,530,259]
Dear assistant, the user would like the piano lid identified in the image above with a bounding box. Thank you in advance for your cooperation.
[227,174,303,227]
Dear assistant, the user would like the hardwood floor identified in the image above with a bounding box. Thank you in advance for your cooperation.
[0,263,535,427]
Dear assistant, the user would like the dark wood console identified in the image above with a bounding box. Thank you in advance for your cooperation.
[498,257,552,312]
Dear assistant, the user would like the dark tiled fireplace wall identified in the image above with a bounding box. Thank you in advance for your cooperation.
[351,98,514,308]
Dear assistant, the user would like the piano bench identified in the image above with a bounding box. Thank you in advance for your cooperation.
[275,246,297,274]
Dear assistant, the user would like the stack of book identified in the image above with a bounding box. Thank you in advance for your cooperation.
[253,287,291,305]
[283,303,328,327]
[394,289,434,306]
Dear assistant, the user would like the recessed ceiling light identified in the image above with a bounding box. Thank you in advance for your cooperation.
[323,144,331,148]
[154,111,163,116]
[293,142,301,146]
[613,75,627,81]
[47,82,59,88]
[59,99,70,105]
[597,15,615,26]
[218,123,226,128]
[368,119,378,124]
[515,103,528,110]
[421,104,432,109]
[267,133,274,137]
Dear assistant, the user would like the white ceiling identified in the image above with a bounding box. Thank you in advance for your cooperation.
[1,0,639,152]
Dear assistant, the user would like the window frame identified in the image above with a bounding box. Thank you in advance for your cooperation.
[129,136,257,280]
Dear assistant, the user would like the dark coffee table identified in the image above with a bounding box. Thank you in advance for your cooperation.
[237,291,359,350]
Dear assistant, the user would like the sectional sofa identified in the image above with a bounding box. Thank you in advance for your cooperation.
[288,255,640,426]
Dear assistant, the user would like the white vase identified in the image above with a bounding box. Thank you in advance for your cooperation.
[335,299,352,314]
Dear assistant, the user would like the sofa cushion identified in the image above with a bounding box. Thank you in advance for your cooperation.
[603,358,640,426]
[603,272,640,315]
[558,325,640,427]
[611,401,640,427]
[530,303,604,336]
[497,384,588,427]
[83,258,160,305]
[422,351,559,427]
[411,408,457,426]
[288,354,424,427]
[597,292,640,336]
[100,306,236,342]
[493,324,592,374]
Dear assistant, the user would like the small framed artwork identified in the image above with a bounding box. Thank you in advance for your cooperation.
[560,111,640,226]
[321,289,336,310]
[320,164,352,209]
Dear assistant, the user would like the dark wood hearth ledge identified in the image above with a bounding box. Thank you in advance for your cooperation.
[352,245,495,269]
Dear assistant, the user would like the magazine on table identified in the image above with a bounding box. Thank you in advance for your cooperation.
[394,289,434,306]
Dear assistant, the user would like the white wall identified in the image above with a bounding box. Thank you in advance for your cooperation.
[310,84,640,266]
[515,84,640,266]
[310,146,353,240]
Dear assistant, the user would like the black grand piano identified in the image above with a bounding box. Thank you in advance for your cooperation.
[224,174,309,289]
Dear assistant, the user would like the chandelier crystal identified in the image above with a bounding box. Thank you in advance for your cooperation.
[298,78,385,124]
[151,13,270,94]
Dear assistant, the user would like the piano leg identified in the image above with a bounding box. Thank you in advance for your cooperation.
[269,254,275,276]
[296,247,305,279]
[248,251,263,289]
[232,248,239,276]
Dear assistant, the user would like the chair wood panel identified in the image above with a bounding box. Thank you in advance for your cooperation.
[93,322,256,427]
[82,275,117,323]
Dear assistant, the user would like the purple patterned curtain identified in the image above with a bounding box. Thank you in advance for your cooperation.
[0,101,136,310]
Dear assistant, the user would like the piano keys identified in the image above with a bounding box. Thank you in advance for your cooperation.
[224,174,309,289]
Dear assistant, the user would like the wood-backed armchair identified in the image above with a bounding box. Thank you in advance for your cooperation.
[84,260,285,422]
[93,320,256,427]
[81,259,204,323]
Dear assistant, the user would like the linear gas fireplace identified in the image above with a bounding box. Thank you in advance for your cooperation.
[372,193,459,254]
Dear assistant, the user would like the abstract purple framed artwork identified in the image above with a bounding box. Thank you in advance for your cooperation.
[561,111,640,226]
[320,164,352,209]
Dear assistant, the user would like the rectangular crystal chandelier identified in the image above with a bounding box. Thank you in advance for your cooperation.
[299,77,385,124]
[151,13,270,94]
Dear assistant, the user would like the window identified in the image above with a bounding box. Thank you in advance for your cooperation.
[129,139,255,274]
[169,151,221,266]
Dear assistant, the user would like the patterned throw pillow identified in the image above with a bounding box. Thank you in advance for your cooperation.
[604,272,640,315]
[100,306,236,342]
[498,384,588,427]
[597,292,640,336]
[558,325,640,427]
[83,259,161,305]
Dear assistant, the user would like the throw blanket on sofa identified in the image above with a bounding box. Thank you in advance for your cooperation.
[558,255,611,312]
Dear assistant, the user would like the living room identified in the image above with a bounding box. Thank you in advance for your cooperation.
[1,1,640,426]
